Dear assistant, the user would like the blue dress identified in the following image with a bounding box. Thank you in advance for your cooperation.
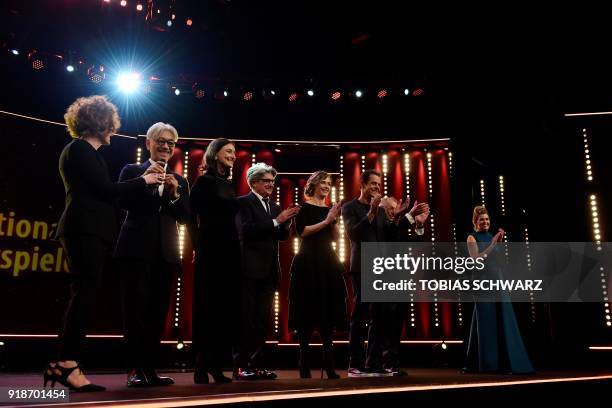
[465,231,535,374]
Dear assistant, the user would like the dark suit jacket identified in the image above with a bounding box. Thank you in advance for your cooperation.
[55,138,146,244]
[113,160,190,265]
[342,197,421,275]
[235,192,290,281]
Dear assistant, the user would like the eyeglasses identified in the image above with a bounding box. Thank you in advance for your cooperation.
[154,138,176,148]
[257,178,276,185]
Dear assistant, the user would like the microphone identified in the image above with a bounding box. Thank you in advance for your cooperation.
[153,160,167,196]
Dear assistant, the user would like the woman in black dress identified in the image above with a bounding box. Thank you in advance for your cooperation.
[289,171,347,379]
[47,96,160,391]
[190,138,240,384]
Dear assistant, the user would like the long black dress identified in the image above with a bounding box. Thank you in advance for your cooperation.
[288,202,347,334]
[190,170,242,371]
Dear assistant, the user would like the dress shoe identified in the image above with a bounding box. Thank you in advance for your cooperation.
[255,369,277,380]
[145,369,174,386]
[233,368,258,380]
[126,369,151,387]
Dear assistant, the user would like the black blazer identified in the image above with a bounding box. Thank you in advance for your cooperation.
[235,192,290,280]
[113,160,190,265]
[55,138,146,244]
[342,197,420,275]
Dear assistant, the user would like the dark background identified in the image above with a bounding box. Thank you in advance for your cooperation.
[0,0,610,369]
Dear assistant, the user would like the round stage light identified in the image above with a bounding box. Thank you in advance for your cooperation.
[307,89,314,96]
[174,88,181,96]
[66,65,75,72]
[331,91,342,101]
[355,90,363,98]
[167,20,173,27]
[404,88,410,96]
[120,0,127,6]
[176,342,184,350]
[116,72,141,93]
[223,90,228,97]
[186,18,193,26]
[10,49,19,56]
[136,4,143,11]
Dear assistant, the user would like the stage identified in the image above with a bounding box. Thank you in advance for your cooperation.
[1,368,611,407]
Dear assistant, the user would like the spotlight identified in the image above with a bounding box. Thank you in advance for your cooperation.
[441,342,448,350]
[307,89,314,97]
[355,89,363,98]
[167,20,173,27]
[136,4,143,11]
[87,65,105,84]
[403,88,410,96]
[223,90,228,97]
[28,51,45,70]
[243,91,254,101]
[66,65,75,72]
[10,49,19,56]
[103,0,110,3]
[262,89,276,100]
[174,88,181,96]
[377,89,388,98]
[0,341,4,346]
[186,18,193,26]
[120,0,127,6]
[214,90,229,100]
[192,83,206,99]
[176,342,184,350]
[117,72,141,93]
[331,91,342,101]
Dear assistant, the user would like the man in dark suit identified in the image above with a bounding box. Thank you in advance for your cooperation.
[233,163,299,380]
[342,170,429,377]
[114,122,190,387]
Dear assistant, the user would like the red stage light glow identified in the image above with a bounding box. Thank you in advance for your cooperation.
[413,88,424,96]
[186,19,193,26]
[377,89,388,98]
[243,91,253,101]
[331,91,341,100]
[288,93,298,102]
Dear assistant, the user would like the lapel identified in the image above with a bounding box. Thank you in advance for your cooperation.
[249,191,271,219]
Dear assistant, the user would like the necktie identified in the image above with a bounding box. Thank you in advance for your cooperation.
[262,197,271,215]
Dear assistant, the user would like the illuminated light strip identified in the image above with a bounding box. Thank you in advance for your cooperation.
[183,150,189,179]
[274,340,462,346]
[480,179,486,206]
[523,225,535,323]
[498,175,509,262]
[404,152,411,238]
[339,154,346,263]
[452,223,463,327]
[361,154,365,172]
[331,185,338,255]
[136,147,142,164]
[278,172,340,175]
[251,153,256,165]
[171,136,451,144]
[293,187,300,254]
[274,291,280,335]
[448,151,453,177]
[0,334,123,338]
[588,194,608,326]
[565,111,612,117]
[0,110,136,139]
[382,153,388,196]
[583,128,593,182]
[426,152,438,328]
[589,346,612,350]
[70,375,612,408]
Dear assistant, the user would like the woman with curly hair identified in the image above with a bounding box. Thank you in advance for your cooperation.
[288,170,347,379]
[45,95,160,391]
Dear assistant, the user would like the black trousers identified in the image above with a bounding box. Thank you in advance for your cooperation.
[232,275,276,372]
[57,235,111,362]
[349,272,406,369]
[120,257,177,370]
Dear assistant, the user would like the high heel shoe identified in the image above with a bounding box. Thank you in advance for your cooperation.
[298,346,311,379]
[44,363,105,392]
[322,346,340,379]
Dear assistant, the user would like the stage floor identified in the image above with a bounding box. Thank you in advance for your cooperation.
[1,368,611,407]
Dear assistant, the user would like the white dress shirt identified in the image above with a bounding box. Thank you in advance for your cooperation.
[252,190,279,227]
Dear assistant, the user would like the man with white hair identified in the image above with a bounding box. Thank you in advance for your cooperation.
[114,122,190,387]
[232,163,299,380]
